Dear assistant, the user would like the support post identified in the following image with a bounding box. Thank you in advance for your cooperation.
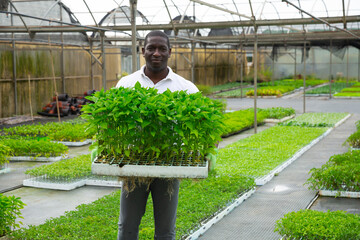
[90,40,95,90]
[214,45,217,85]
[204,44,207,84]
[12,40,17,115]
[240,45,244,98]
[130,0,138,73]
[227,46,230,82]
[254,36,258,133]
[11,3,17,115]
[303,42,306,113]
[329,39,333,99]
[60,4,65,93]
[100,31,106,90]
[346,45,349,86]
[191,41,195,83]
[358,48,360,82]
[272,46,275,85]
[294,48,297,80]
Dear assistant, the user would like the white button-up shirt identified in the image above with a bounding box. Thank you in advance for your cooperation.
[115,65,199,93]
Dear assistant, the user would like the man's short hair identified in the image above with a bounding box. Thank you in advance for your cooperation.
[144,31,170,48]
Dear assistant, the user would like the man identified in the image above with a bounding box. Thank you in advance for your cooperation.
[115,30,199,240]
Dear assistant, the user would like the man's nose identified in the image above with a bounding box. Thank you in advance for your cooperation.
[153,49,161,56]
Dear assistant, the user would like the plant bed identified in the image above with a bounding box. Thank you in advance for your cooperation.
[255,128,332,185]
[9,173,255,239]
[216,125,328,181]
[345,121,360,148]
[278,112,350,127]
[275,209,360,240]
[305,81,356,95]
[306,150,360,194]
[186,187,256,240]
[1,138,69,160]
[221,108,267,137]
[2,120,95,143]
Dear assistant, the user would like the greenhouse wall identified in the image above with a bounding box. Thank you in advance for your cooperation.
[169,47,245,86]
[264,46,360,81]
[0,42,121,118]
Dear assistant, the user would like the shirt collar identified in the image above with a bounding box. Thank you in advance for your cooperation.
[140,65,173,82]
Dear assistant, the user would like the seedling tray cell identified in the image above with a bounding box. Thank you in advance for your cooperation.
[92,154,208,178]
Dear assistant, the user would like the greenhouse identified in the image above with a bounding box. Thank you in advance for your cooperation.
[1,0,360,239]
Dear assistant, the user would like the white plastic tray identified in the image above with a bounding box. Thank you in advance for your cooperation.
[92,161,208,179]
[319,189,360,198]
[53,139,92,146]
[23,177,122,190]
[23,177,87,191]
[8,154,67,162]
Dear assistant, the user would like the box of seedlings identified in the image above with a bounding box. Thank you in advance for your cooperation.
[82,83,224,178]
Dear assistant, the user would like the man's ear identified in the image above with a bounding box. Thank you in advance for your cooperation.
[168,48,172,57]
[142,47,145,56]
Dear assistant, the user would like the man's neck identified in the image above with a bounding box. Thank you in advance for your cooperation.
[144,67,169,84]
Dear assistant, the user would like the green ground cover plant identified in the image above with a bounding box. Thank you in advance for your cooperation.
[213,87,252,98]
[82,83,224,165]
[275,209,360,240]
[258,107,295,119]
[306,150,360,192]
[2,120,95,142]
[278,112,348,127]
[25,154,92,182]
[260,79,327,88]
[1,138,68,158]
[305,81,355,94]
[214,79,326,98]
[221,107,295,136]
[222,109,267,136]
[0,142,10,166]
[216,125,327,178]
[339,86,360,92]
[9,173,255,240]
[334,92,360,97]
[210,82,243,93]
[345,128,360,148]
[0,194,25,237]
[246,86,295,97]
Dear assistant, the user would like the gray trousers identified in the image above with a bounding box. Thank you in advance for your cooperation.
[117,178,180,240]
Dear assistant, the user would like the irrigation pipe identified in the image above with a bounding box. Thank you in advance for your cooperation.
[27,74,34,121]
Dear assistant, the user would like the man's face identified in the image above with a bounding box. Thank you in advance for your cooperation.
[142,36,171,73]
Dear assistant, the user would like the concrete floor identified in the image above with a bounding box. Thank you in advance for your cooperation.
[1,95,360,236]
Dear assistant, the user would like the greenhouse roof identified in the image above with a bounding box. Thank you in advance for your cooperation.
[0,0,359,47]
